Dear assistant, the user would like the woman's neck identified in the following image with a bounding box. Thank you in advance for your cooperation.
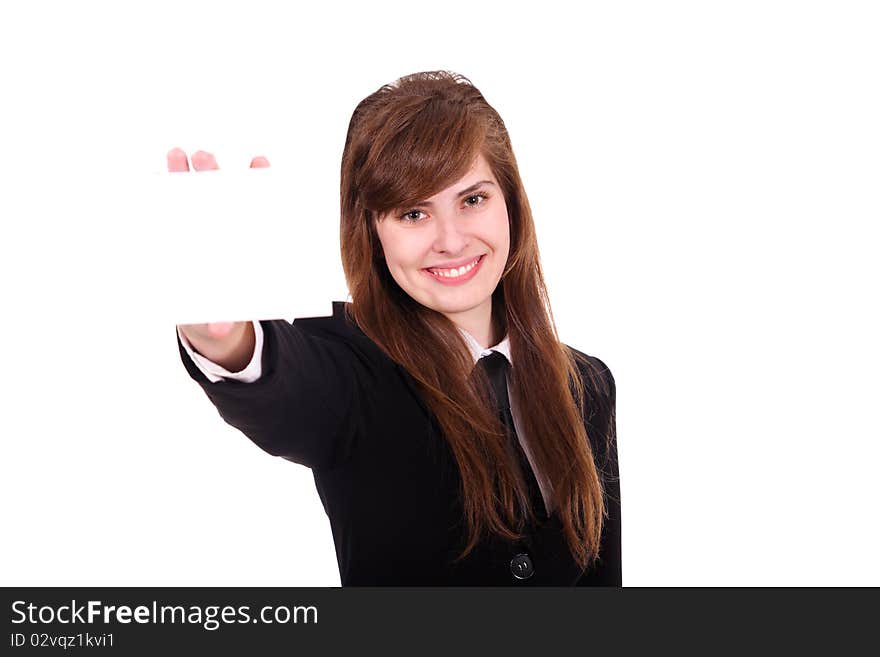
[444,297,503,349]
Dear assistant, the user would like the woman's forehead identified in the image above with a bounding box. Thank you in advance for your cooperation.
[420,154,495,202]
[361,136,491,214]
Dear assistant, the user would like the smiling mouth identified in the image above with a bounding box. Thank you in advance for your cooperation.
[424,255,484,279]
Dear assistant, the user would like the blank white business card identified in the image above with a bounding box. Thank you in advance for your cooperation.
[124,166,350,325]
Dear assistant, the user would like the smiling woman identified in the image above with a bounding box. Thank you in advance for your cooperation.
[374,154,510,345]
[175,70,620,586]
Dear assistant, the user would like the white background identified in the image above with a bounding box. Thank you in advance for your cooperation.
[1,0,877,586]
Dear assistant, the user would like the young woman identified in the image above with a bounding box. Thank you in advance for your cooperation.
[175,71,620,586]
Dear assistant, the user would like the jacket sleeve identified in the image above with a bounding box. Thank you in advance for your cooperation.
[575,356,621,586]
[176,319,362,470]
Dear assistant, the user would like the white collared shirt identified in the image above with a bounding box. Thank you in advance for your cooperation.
[177,320,551,510]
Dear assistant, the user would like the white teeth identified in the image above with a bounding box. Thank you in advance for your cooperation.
[428,257,480,278]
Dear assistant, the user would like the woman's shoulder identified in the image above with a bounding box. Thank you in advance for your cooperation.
[564,345,615,400]
[289,301,367,345]
[284,300,393,372]
[563,345,618,473]
[290,300,357,334]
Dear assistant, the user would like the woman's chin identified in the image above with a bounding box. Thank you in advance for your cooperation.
[418,291,493,317]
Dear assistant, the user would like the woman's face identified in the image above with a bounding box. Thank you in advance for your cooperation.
[374,154,510,332]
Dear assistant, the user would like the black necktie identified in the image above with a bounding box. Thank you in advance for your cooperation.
[475,351,547,521]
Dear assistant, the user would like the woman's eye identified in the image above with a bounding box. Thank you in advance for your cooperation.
[398,193,487,222]
[399,210,426,223]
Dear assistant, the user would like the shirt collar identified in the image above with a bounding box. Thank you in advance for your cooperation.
[458,327,512,366]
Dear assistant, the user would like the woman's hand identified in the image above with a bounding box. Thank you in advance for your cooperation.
[171,147,266,370]
[178,320,256,372]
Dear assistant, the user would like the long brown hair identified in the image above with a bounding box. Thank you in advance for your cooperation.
[339,71,611,568]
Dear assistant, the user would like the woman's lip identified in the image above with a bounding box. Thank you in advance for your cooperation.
[422,254,485,285]
[422,254,485,271]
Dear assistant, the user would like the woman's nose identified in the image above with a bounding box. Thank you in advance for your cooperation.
[431,213,468,254]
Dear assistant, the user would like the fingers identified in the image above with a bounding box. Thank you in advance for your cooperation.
[191,150,220,171]
[166,148,219,172]
[166,148,269,171]
[167,147,190,172]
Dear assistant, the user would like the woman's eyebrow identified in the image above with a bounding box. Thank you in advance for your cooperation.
[415,180,495,207]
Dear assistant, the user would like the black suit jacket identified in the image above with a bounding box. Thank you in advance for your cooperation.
[178,301,621,586]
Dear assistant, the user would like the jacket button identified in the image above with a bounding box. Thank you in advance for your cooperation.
[510,553,534,580]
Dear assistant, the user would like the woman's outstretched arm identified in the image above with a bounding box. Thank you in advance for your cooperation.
[170,147,360,471]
